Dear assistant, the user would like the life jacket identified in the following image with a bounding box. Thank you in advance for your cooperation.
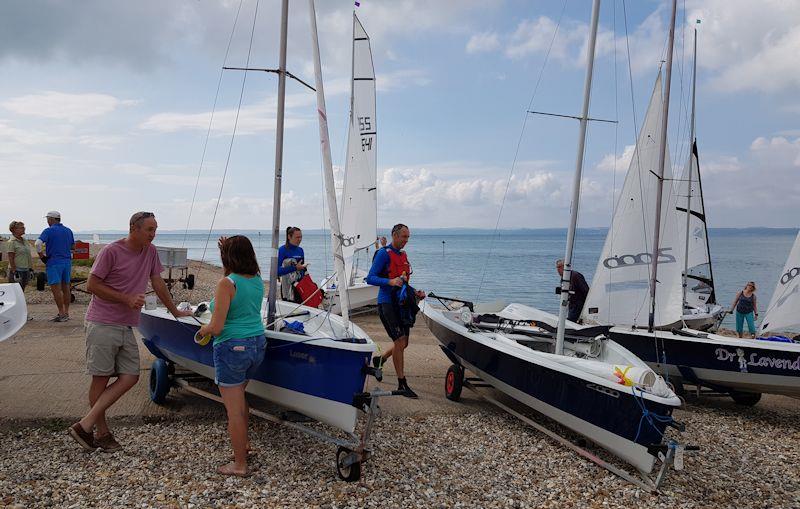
[380,247,411,281]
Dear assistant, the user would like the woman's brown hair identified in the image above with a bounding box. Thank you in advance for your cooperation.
[219,235,260,276]
[285,226,301,247]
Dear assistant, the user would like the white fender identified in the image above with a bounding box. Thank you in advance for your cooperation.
[0,283,27,342]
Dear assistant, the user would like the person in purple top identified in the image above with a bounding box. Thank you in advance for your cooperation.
[35,211,75,322]
[67,211,192,453]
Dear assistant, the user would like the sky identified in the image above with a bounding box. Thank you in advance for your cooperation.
[1,0,799,233]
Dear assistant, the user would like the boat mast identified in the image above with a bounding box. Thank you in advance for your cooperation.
[266,0,290,328]
[681,23,698,325]
[309,0,351,326]
[555,0,601,355]
[647,0,678,332]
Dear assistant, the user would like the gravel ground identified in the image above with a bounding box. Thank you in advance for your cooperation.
[1,397,798,509]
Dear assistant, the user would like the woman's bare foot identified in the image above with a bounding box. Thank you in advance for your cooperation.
[217,462,251,477]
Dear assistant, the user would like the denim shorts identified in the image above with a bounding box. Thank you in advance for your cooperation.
[46,261,72,285]
[213,335,267,387]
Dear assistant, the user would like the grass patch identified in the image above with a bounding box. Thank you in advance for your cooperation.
[72,258,95,268]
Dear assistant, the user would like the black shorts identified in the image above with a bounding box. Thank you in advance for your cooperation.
[378,302,410,341]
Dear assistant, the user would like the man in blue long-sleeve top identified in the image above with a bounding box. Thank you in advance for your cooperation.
[366,223,425,398]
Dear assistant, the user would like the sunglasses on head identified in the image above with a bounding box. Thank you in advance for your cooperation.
[130,211,155,225]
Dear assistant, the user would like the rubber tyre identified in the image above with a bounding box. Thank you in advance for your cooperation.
[70,293,76,303]
[149,358,172,404]
[730,391,761,407]
[185,274,195,290]
[36,272,46,291]
[445,364,464,402]
[336,447,361,482]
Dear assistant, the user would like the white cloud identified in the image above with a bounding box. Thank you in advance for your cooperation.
[1,92,134,121]
[138,96,311,135]
[466,32,500,54]
[596,145,635,172]
[685,0,800,93]
[376,69,431,91]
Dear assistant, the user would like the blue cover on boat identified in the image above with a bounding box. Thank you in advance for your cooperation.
[757,335,794,343]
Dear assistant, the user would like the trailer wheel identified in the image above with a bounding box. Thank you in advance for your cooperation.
[336,447,361,482]
[445,364,464,401]
[36,272,47,291]
[730,391,761,407]
[70,293,76,303]
[185,274,195,290]
[149,358,172,404]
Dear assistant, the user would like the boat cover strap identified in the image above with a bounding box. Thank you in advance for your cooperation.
[476,313,610,338]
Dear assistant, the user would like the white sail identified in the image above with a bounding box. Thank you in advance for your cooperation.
[582,72,684,328]
[676,141,716,309]
[339,13,377,285]
[759,231,800,334]
[308,0,350,325]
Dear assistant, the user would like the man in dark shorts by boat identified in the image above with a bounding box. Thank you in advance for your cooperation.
[556,259,590,323]
[366,224,425,398]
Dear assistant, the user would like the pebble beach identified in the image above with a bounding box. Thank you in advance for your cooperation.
[1,255,799,508]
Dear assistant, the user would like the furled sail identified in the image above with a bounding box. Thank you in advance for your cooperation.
[582,72,684,327]
[676,141,716,309]
[339,13,377,285]
[759,231,800,334]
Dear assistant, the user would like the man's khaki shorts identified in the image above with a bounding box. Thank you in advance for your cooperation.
[85,321,140,377]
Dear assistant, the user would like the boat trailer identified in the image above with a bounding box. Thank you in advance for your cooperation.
[446,365,698,493]
[148,360,400,482]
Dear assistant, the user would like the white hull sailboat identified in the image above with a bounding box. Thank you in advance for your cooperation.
[322,14,379,314]
[583,26,800,404]
[424,1,685,486]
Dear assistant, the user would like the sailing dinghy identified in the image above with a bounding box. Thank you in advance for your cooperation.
[759,230,800,337]
[0,283,27,343]
[322,14,379,314]
[137,1,392,482]
[584,26,800,404]
[424,1,686,488]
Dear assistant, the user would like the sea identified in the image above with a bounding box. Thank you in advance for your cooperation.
[74,228,796,331]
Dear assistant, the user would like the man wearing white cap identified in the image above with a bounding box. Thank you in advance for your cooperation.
[36,211,75,322]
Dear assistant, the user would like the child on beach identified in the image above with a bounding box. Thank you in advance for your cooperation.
[197,236,266,477]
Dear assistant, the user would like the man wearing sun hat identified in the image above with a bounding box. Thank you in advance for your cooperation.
[36,211,75,322]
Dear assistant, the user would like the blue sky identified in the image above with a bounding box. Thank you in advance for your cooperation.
[1,0,799,232]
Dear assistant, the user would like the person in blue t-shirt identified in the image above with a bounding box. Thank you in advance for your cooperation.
[277,226,307,301]
[366,223,426,398]
[36,211,75,322]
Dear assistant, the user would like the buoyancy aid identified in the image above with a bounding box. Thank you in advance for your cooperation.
[380,247,411,280]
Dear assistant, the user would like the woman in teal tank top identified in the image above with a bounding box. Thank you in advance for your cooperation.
[198,235,265,477]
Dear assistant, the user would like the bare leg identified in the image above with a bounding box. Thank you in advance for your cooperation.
[49,284,65,316]
[218,384,249,475]
[88,376,112,435]
[61,283,71,317]
[382,342,394,361]
[392,336,408,379]
[78,374,139,432]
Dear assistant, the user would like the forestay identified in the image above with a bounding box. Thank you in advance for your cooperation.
[339,13,377,285]
[675,141,716,308]
[582,73,684,328]
[760,231,800,334]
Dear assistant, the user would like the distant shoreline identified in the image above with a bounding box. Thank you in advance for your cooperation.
[59,226,800,236]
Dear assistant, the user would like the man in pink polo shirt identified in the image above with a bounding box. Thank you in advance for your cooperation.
[68,211,192,452]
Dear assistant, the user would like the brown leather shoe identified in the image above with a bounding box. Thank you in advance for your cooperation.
[95,432,122,453]
[68,423,97,451]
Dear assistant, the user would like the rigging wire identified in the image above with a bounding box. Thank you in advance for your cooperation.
[476,0,570,303]
[198,0,262,271]
[182,0,246,250]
